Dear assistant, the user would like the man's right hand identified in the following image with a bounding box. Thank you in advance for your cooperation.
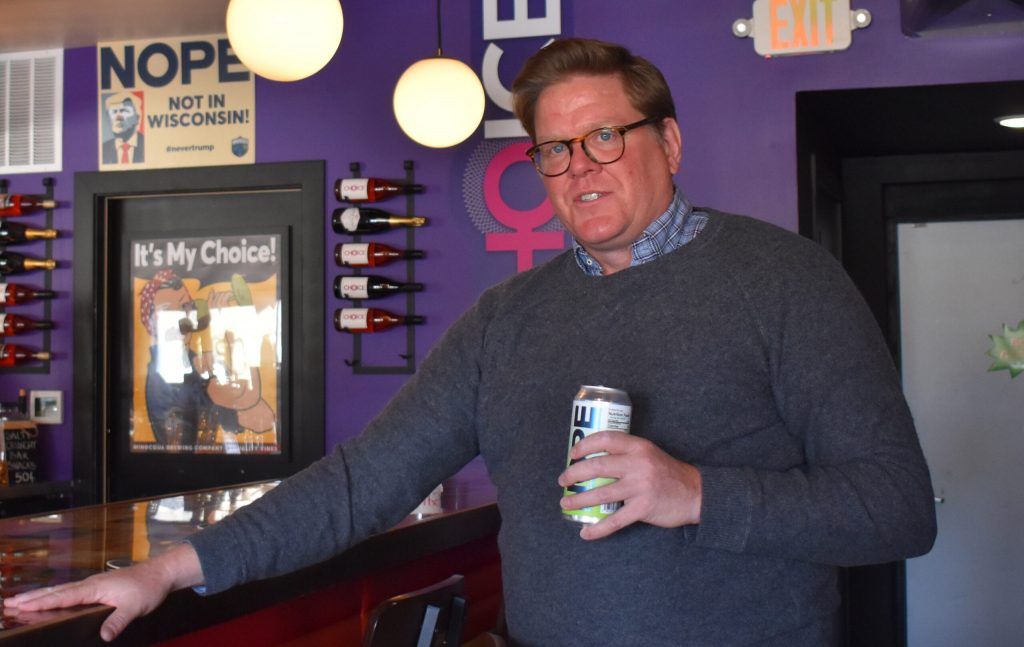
[2,542,203,642]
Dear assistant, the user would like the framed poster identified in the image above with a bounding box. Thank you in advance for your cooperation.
[73,161,324,503]
[129,232,283,455]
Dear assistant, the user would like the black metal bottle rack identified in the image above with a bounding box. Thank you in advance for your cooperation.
[342,160,419,375]
[0,177,55,375]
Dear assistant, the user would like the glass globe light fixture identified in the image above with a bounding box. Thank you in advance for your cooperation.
[392,0,485,148]
[226,0,343,82]
[393,57,485,148]
[996,115,1024,129]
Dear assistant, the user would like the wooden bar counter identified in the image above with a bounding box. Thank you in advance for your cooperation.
[0,460,501,646]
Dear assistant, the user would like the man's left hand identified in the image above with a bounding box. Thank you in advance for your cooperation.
[557,431,702,540]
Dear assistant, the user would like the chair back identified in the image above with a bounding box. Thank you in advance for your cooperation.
[362,574,467,647]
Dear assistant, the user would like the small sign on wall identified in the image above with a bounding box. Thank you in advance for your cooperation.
[733,0,872,57]
[96,34,256,170]
[3,420,40,486]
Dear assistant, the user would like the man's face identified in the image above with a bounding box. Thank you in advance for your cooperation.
[533,74,681,267]
[108,99,139,137]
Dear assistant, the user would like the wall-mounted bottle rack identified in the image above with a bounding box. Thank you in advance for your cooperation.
[0,177,55,375]
[342,160,419,375]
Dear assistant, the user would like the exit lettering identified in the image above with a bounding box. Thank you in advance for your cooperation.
[770,0,836,50]
[750,0,855,57]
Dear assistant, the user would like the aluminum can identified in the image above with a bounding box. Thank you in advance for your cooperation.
[562,385,632,524]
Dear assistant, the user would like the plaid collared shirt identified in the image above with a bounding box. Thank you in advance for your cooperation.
[572,190,708,276]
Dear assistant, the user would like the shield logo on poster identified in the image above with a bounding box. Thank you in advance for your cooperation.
[231,136,249,157]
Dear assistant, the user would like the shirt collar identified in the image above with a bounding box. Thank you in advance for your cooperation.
[116,131,139,148]
[572,189,694,276]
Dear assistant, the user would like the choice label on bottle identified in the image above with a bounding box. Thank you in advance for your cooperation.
[336,208,362,233]
[337,308,369,330]
[338,179,370,201]
[338,276,369,300]
[338,243,370,266]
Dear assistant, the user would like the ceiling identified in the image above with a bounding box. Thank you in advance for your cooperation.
[0,0,230,54]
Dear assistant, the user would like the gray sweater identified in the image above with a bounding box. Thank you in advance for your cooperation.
[189,210,936,646]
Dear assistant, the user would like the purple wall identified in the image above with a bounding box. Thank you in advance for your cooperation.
[2,0,1022,482]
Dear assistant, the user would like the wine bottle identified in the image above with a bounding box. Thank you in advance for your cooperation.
[0,405,9,487]
[0,313,54,336]
[0,343,50,367]
[335,242,425,267]
[334,177,424,203]
[0,282,56,305]
[0,252,57,276]
[334,307,425,333]
[0,221,59,245]
[332,207,427,235]
[0,194,58,217]
[334,275,424,300]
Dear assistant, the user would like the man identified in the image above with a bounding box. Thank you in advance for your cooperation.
[6,39,936,645]
[101,91,145,164]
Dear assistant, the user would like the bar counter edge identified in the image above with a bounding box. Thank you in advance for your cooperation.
[0,471,502,646]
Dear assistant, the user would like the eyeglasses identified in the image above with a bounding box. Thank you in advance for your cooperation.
[525,116,661,177]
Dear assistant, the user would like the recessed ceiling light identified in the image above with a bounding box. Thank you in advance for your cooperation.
[996,115,1024,129]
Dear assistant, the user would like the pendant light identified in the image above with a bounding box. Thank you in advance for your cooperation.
[226,0,344,82]
[996,115,1024,129]
[393,0,485,148]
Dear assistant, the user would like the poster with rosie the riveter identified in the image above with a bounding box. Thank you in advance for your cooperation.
[97,33,255,170]
[130,233,281,456]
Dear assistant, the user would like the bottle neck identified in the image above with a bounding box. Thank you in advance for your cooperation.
[23,259,56,270]
[25,228,58,240]
[386,216,427,227]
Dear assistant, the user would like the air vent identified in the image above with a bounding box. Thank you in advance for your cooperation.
[0,49,63,174]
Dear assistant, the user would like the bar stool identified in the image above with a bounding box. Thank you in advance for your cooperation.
[362,574,467,647]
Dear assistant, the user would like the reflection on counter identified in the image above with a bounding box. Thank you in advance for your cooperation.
[0,480,278,633]
[0,459,496,639]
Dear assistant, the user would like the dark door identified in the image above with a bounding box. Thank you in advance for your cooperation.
[839,150,1024,646]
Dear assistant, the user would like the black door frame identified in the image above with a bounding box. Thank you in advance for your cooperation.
[73,161,325,504]
[806,149,1024,646]
[842,150,1024,359]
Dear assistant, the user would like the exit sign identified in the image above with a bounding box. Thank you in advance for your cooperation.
[733,0,872,57]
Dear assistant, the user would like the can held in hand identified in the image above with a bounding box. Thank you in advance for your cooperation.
[563,385,632,524]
